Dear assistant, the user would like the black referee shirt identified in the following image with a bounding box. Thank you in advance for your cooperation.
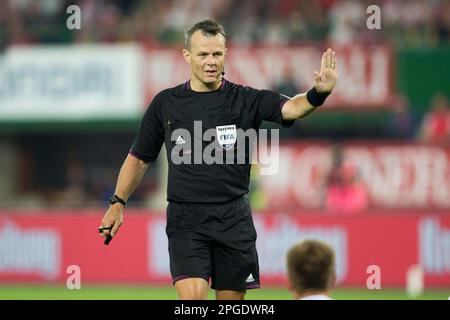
[130,79,293,203]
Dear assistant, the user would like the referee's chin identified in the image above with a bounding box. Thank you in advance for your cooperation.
[201,77,222,89]
[203,75,220,83]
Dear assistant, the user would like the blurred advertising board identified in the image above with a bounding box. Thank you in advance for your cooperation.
[0,45,144,121]
[0,211,449,287]
[144,45,395,109]
[0,44,395,122]
[257,142,450,210]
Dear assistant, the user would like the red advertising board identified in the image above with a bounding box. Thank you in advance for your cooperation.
[144,45,395,109]
[0,210,449,288]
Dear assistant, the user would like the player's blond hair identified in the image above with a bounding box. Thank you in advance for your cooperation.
[287,240,336,293]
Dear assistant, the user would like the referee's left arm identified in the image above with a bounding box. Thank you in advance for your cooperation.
[282,48,338,121]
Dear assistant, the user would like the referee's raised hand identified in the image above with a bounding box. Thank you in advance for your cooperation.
[98,204,123,245]
[313,48,338,93]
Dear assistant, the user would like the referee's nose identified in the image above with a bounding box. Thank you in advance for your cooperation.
[206,55,217,67]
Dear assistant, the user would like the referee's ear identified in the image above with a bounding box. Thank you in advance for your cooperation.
[183,49,191,65]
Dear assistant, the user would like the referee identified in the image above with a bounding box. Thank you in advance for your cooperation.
[98,20,338,300]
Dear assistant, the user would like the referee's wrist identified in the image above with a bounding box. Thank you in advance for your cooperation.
[109,194,127,207]
[110,202,125,209]
[307,87,331,107]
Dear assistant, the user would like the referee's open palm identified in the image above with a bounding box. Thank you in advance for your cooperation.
[313,48,337,93]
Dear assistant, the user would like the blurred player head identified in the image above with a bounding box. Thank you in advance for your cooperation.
[183,20,227,89]
[286,239,336,300]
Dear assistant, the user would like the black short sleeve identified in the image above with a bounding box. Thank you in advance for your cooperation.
[247,88,294,128]
[130,93,165,163]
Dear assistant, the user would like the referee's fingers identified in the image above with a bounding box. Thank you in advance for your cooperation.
[98,225,112,238]
[111,220,122,237]
[314,71,321,81]
[327,48,332,69]
[332,51,336,70]
[321,51,326,71]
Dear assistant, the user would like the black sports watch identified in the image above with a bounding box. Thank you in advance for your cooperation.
[109,194,126,207]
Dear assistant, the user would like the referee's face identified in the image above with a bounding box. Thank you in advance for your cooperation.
[183,30,226,88]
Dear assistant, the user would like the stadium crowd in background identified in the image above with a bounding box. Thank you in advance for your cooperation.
[0,0,449,49]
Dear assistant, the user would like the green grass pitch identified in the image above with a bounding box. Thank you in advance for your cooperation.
[0,285,448,300]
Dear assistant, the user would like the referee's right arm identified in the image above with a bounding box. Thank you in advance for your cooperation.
[114,153,149,205]
[99,154,149,240]
[99,92,164,242]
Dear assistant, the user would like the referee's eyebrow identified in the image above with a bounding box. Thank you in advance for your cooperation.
[197,51,224,56]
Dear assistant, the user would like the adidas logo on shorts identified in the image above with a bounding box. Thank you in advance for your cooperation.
[245,273,255,283]
[175,136,186,145]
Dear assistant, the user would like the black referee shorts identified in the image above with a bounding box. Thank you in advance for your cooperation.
[165,195,260,291]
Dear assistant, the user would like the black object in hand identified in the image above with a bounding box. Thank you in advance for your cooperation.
[98,226,113,245]
[104,235,113,245]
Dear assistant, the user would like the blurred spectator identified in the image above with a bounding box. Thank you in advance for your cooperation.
[273,67,301,98]
[434,0,450,44]
[248,164,268,211]
[323,144,369,214]
[419,93,450,144]
[385,94,419,139]
[59,157,89,208]
[328,0,364,44]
